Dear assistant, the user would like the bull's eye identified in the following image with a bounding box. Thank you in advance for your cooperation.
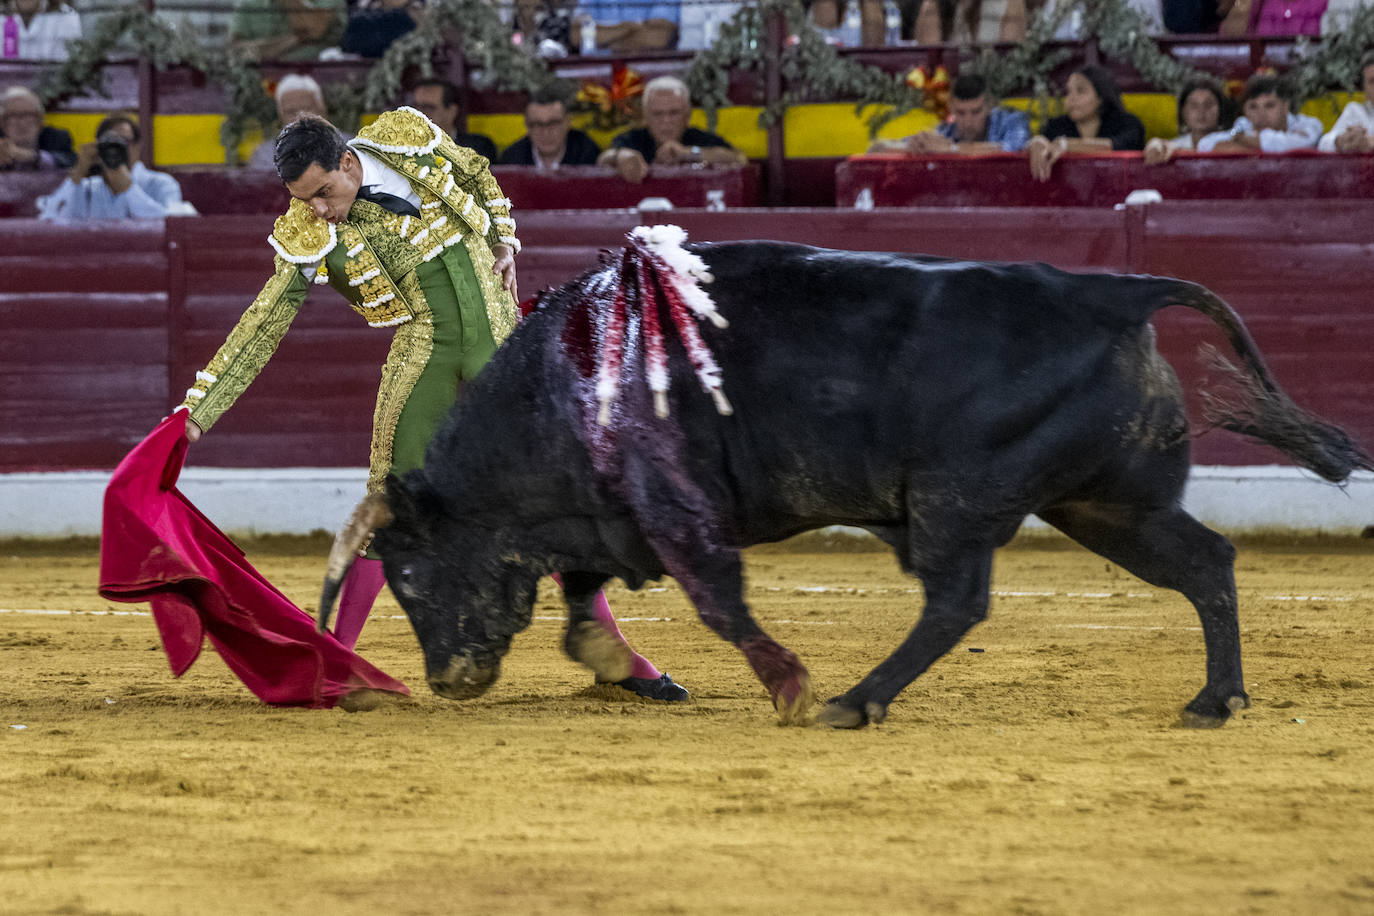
[399,565,413,578]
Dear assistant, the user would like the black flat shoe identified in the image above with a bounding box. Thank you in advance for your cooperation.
[607,673,690,702]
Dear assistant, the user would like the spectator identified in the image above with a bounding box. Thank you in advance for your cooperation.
[339,0,421,58]
[815,0,888,46]
[498,87,601,168]
[513,0,577,57]
[867,72,1030,154]
[1144,76,1233,164]
[914,0,1027,44]
[1,0,81,60]
[407,78,498,160]
[230,0,347,61]
[0,85,74,170]
[573,0,679,52]
[1318,49,1374,153]
[1248,0,1326,35]
[246,74,330,169]
[598,75,745,183]
[37,113,186,220]
[1028,65,1145,181]
[1198,73,1321,153]
[1163,0,1226,34]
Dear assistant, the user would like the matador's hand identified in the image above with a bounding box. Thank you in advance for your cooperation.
[491,244,518,302]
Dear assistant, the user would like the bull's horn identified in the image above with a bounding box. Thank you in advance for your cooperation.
[318,494,394,634]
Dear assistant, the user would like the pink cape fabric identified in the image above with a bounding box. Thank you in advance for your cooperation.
[98,411,409,708]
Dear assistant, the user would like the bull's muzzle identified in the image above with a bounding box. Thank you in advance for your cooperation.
[427,654,501,700]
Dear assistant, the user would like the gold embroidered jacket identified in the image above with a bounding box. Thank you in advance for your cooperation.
[181,107,520,444]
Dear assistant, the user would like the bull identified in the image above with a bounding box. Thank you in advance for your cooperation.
[319,229,1370,728]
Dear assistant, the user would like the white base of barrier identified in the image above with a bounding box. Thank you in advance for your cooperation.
[0,466,1370,539]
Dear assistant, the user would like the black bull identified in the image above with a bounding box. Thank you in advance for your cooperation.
[320,241,1370,727]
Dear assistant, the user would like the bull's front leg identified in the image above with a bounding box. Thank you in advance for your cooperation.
[669,549,814,725]
[555,571,634,684]
[820,547,994,729]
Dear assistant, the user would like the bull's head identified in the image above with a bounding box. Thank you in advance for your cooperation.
[318,474,539,700]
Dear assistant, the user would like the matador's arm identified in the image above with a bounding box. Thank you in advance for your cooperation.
[180,256,311,432]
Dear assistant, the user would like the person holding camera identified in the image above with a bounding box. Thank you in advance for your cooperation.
[37,113,185,220]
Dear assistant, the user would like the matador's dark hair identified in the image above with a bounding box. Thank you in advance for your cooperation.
[273,114,349,184]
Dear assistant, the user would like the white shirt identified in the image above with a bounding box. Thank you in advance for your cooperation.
[352,145,421,210]
[1198,113,1323,153]
[2,6,81,61]
[1318,100,1374,152]
[37,162,185,221]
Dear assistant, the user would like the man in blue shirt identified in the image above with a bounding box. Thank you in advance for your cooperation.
[37,114,186,220]
[869,73,1031,154]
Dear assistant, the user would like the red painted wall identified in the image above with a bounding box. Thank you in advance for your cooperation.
[3,202,1370,473]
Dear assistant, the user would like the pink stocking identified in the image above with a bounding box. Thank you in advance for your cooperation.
[332,557,386,650]
[552,574,661,680]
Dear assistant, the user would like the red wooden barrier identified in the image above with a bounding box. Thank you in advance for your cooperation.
[0,222,168,469]
[2,202,1370,472]
[836,152,1374,208]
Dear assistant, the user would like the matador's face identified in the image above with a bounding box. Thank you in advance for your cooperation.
[285,149,364,224]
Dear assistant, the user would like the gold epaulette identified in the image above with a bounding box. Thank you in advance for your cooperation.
[352,107,444,157]
[268,198,337,263]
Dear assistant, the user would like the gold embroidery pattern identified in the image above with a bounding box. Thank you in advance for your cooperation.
[183,256,307,432]
[462,232,518,347]
[269,199,337,263]
[367,270,434,495]
[351,107,442,157]
[337,206,412,328]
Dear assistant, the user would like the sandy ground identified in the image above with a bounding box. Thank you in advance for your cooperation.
[1,536,1372,915]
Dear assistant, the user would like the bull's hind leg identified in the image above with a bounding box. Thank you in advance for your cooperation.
[1037,503,1248,728]
[820,548,994,729]
[557,571,634,684]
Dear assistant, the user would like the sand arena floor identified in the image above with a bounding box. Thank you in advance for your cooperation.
[1,536,1372,915]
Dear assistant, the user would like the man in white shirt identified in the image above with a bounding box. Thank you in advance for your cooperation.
[1319,49,1374,153]
[1199,74,1321,153]
[37,113,186,221]
[246,74,329,169]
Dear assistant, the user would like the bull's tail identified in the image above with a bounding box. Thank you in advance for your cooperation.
[1168,283,1372,483]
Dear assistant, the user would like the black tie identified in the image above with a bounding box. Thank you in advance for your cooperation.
[356,185,421,217]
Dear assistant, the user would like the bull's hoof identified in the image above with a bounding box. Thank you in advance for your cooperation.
[772,673,814,727]
[565,620,634,684]
[817,699,888,729]
[817,702,865,729]
[1178,693,1250,729]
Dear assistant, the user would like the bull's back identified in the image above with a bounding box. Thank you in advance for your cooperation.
[678,242,1186,531]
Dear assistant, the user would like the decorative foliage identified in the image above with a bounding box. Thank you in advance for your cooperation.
[1288,4,1374,107]
[904,65,951,119]
[683,0,920,132]
[33,7,275,161]
[576,65,645,131]
[361,0,553,111]
[32,0,1374,159]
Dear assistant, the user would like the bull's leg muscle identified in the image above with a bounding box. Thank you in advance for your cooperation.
[672,549,813,725]
[1037,503,1248,727]
[556,571,635,683]
[820,547,994,729]
[620,450,812,723]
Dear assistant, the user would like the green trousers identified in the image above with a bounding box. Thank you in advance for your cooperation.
[389,244,498,478]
